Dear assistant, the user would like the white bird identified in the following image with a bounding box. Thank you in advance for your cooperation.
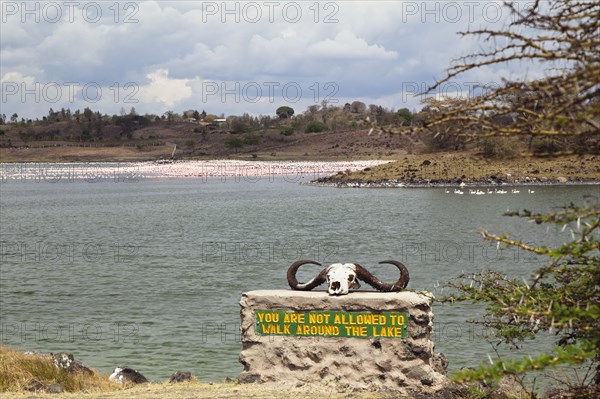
[445,188,450,194]
[528,189,535,194]
[512,188,520,194]
[454,189,464,195]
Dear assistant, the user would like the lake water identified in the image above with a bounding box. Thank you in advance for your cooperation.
[1,170,598,382]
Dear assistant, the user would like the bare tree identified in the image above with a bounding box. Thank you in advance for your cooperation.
[381,0,599,141]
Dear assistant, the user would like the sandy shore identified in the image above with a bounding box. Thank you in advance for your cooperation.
[0,160,391,182]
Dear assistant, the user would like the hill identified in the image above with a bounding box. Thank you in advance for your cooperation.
[0,119,408,163]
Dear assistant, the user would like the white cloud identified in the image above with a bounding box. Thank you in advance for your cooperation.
[307,30,398,61]
[139,69,192,108]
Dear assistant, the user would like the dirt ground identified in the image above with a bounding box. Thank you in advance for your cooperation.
[0,127,407,162]
[0,381,400,399]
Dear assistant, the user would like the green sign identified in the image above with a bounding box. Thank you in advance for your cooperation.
[255,310,408,338]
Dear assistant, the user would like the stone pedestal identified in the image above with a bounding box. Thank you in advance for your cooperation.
[239,290,448,394]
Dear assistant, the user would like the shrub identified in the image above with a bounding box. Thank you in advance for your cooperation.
[280,126,294,136]
[305,121,328,133]
[242,134,260,145]
[443,202,600,395]
[224,136,244,149]
[481,137,517,159]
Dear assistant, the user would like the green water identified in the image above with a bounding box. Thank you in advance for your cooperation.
[1,172,598,381]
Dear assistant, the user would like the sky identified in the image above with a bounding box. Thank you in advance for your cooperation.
[0,1,544,120]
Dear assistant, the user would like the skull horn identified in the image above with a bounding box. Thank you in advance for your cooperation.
[354,260,409,292]
[287,260,328,291]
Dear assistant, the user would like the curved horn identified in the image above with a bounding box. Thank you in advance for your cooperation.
[354,260,409,292]
[287,260,328,291]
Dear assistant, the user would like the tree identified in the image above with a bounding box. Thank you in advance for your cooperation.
[380,0,599,143]
[276,106,294,119]
[229,117,249,134]
[396,108,413,126]
[83,107,93,122]
[350,101,366,114]
[11,113,18,123]
[224,136,244,151]
[445,203,599,395]
[402,0,600,393]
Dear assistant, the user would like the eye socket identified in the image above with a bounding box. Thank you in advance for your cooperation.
[348,275,355,282]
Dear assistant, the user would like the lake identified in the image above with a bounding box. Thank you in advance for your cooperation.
[1,169,598,381]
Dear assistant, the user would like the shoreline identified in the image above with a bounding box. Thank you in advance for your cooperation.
[0,159,391,182]
[2,158,599,188]
[308,178,600,188]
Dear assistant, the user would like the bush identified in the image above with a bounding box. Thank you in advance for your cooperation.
[305,121,328,133]
[229,118,250,134]
[224,136,244,149]
[481,137,517,159]
[242,134,260,145]
[443,202,600,395]
[280,126,294,136]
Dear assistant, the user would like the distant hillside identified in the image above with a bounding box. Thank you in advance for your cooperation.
[1,103,597,163]
[0,120,409,162]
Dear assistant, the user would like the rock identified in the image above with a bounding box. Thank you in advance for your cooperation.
[239,290,447,395]
[557,176,568,183]
[24,379,64,394]
[238,373,262,384]
[169,371,193,383]
[47,383,65,394]
[109,367,149,384]
[51,352,94,375]
[432,353,448,375]
[24,379,47,392]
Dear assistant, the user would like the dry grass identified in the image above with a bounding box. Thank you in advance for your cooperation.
[0,345,120,394]
[0,346,409,399]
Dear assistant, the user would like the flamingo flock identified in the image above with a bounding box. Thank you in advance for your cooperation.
[445,187,536,195]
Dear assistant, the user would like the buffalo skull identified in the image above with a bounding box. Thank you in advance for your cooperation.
[287,260,409,295]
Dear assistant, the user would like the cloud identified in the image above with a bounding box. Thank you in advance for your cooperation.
[138,69,192,109]
[0,1,551,119]
[308,30,398,61]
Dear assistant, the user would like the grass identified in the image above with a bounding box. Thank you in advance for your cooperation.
[0,345,429,399]
[0,345,120,393]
